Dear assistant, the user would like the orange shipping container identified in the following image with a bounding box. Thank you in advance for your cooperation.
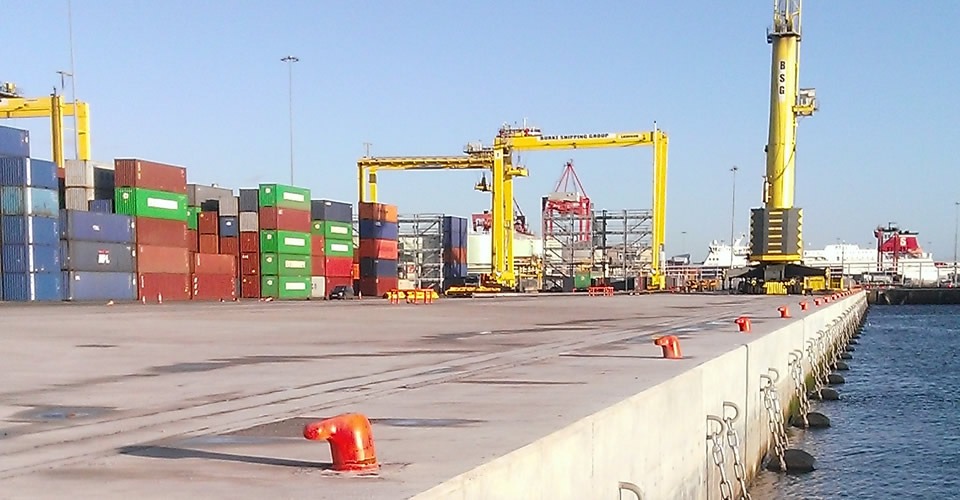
[358,202,397,223]
[358,239,398,260]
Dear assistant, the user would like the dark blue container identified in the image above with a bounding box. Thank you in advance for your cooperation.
[60,240,136,273]
[359,258,398,278]
[311,199,353,223]
[219,215,239,237]
[1,243,60,273]
[0,157,58,190]
[1,187,59,217]
[442,216,468,248]
[1,216,59,245]
[0,126,30,158]
[93,168,115,191]
[59,210,134,243]
[88,199,114,213]
[62,271,137,301]
[443,262,469,279]
[2,272,62,301]
[359,220,398,240]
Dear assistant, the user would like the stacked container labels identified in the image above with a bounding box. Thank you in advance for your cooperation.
[310,199,355,299]
[442,215,469,289]
[188,184,238,301]
[238,188,260,298]
[60,210,137,301]
[114,159,191,301]
[258,184,312,300]
[357,201,399,297]
[0,129,62,301]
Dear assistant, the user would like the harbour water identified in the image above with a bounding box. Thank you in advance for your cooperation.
[751,304,960,499]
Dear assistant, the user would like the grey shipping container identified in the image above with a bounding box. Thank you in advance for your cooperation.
[239,189,259,212]
[239,212,259,232]
[187,184,233,206]
[60,240,136,273]
[311,199,353,223]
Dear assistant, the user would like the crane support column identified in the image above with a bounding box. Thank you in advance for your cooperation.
[51,94,64,168]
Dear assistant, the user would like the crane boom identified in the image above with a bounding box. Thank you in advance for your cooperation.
[0,94,92,167]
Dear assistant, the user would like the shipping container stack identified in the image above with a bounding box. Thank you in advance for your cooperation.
[64,159,116,212]
[357,202,400,297]
[258,184,312,300]
[188,184,238,301]
[114,159,191,302]
[310,199,355,299]
[60,210,137,301]
[442,215,469,290]
[238,188,260,298]
[0,126,62,301]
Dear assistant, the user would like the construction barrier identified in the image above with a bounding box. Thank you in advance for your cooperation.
[387,289,439,304]
[587,286,614,297]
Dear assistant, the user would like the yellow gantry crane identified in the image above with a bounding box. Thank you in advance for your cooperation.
[0,82,91,167]
[358,123,669,292]
[744,0,821,294]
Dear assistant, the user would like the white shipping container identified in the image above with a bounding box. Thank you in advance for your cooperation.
[65,187,95,211]
[238,212,259,232]
[310,276,326,299]
[65,159,112,188]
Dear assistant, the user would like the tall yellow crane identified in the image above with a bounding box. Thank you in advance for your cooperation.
[0,82,91,167]
[745,0,821,294]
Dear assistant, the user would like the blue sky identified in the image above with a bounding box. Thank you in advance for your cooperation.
[4,1,958,261]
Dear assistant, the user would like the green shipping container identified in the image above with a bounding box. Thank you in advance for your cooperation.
[114,187,188,221]
[574,272,592,290]
[311,220,354,241]
[261,275,310,300]
[324,238,354,258]
[260,230,311,256]
[261,253,312,277]
[259,184,310,210]
[186,206,199,230]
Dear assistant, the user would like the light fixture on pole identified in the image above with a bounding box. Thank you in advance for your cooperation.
[281,55,299,185]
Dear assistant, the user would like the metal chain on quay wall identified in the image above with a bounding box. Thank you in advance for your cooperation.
[697,293,869,500]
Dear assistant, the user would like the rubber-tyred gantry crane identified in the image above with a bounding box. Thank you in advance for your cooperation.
[743,0,822,294]
[0,82,91,168]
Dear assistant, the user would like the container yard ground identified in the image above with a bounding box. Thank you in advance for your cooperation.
[2,294,805,499]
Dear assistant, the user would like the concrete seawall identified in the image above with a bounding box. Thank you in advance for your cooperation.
[415,293,868,499]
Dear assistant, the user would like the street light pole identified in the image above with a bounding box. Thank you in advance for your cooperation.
[729,166,738,269]
[66,0,79,159]
[953,201,959,284]
[281,55,299,185]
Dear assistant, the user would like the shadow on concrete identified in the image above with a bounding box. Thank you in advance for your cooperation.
[559,353,696,360]
[118,445,332,470]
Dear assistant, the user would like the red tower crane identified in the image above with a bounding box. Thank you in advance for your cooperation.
[542,160,592,241]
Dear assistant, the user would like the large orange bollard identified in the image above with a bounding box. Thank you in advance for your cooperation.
[778,305,791,318]
[735,316,752,333]
[303,413,379,472]
[653,335,682,359]
[799,301,809,311]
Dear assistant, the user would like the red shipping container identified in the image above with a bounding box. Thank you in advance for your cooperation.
[138,273,191,301]
[240,275,260,299]
[199,234,219,254]
[259,206,311,232]
[135,218,188,247]
[198,211,219,235]
[239,232,259,253]
[359,239,398,260]
[325,275,353,291]
[443,247,467,263]
[137,245,190,274]
[311,255,325,276]
[240,253,260,276]
[192,274,237,301]
[359,276,398,298]
[220,236,240,256]
[115,159,187,194]
[192,253,237,275]
[324,256,353,278]
[187,229,199,253]
[311,235,324,257]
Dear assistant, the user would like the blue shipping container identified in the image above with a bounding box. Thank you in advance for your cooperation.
[88,199,114,213]
[443,262,469,279]
[442,216,468,248]
[1,186,59,217]
[62,271,137,301]
[0,157,58,190]
[359,258,398,278]
[0,126,30,158]
[219,215,239,237]
[60,240,136,273]
[1,216,59,245]
[359,220,398,241]
[1,272,62,301]
[1,243,60,273]
[60,210,134,243]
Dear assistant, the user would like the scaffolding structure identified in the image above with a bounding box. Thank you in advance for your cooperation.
[592,209,654,289]
[397,213,448,290]
[541,203,594,291]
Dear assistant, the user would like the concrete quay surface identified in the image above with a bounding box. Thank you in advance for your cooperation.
[0,294,851,499]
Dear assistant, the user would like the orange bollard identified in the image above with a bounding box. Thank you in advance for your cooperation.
[303,413,379,472]
[799,301,809,311]
[814,298,822,306]
[653,335,683,359]
[778,305,791,318]
[735,316,752,333]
